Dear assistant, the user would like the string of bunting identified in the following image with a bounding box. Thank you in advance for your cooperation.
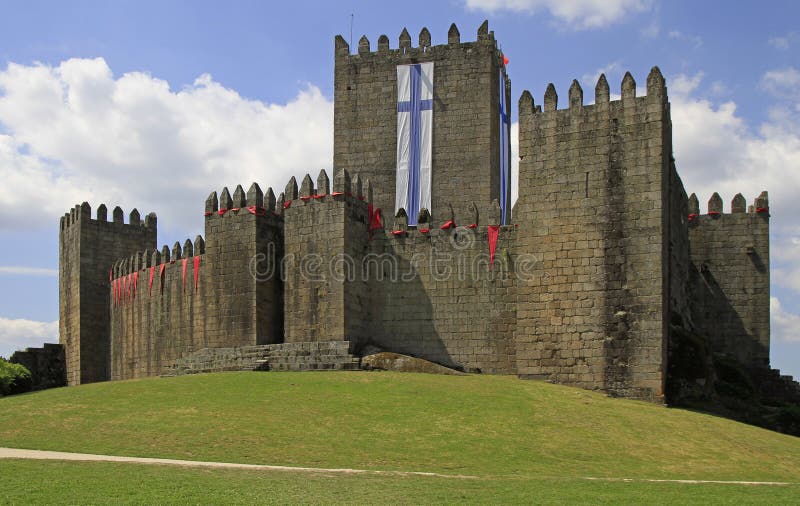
[112,255,203,307]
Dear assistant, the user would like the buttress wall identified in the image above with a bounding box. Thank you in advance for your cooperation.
[59,203,156,385]
[368,217,517,374]
[687,192,770,367]
[514,69,672,401]
[333,21,510,224]
[282,171,373,347]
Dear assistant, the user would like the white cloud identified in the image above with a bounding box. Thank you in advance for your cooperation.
[769,31,797,50]
[581,61,622,91]
[640,19,660,38]
[771,297,800,342]
[669,70,800,227]
[667,30,703,49]
[709,80,731,97]
[760,67,800,101]
[0,266,58,276]
[463,0,654,29]
[0,58,334,242]
[669,69,800,319]
[0,317,59,358]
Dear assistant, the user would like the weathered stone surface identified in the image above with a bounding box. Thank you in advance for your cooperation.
[362,352,465,375]
[333,23,511,225]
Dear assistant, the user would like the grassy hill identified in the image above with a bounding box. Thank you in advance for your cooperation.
[1,371,799,504]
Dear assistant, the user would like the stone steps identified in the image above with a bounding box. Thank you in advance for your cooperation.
[162,341,361,377]
[754,367,800,404]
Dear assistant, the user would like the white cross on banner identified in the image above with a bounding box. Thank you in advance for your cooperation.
[396,62,433,226]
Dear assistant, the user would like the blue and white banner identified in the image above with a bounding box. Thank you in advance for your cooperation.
[499,70,510,225]
[396,62,433,226]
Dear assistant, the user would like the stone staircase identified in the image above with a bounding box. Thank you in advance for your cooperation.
[162,341,361,377]
[754,367,800,404]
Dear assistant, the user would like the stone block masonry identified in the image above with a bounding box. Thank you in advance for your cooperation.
[515,69,673,401]
[688,192,770,368]
[108,183,284,380]
[334,21,511,226]
[368,219,517,374]
[59,203,156,385]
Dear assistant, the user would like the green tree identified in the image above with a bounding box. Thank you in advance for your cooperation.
[0,357,32,396]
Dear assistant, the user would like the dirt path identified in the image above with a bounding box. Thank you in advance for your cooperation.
[1,447,796,486]
[0,447,477,479]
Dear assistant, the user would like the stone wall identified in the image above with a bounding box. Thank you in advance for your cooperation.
[333,21,510,225]
[59,203,156,385]
[687,192,770,367]
[10,343,66,390]
[667,162,692,328]
[204,184,283,346]
[109,244,206,379]
[514,69,672,401]
[108,183,283,381]
[368,224,517,373]
[282,171,371,346]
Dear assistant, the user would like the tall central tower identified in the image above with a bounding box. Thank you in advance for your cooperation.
[333,21,511,225]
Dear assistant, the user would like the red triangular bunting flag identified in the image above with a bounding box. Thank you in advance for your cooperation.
[193,256,201,291]
[370,208,383,230]
[133,271,139,300]
[181,258,188,292]
[488,226,500,270]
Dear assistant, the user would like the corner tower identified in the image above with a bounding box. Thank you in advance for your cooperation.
[59,203,156,385]
[514,69,674,401]
[333,21,511,225]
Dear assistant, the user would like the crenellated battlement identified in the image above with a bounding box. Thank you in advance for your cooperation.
[280,169,373,210]
[519,67,668,128]
[687,191,770,221]
[205,183,282,224]
[60,202,156,231]
[335,20,496,60]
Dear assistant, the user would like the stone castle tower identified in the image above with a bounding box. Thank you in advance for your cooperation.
[334,21,511,225]
[46,21,789,405]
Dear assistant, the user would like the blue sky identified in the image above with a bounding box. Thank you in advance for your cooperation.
[1,0,799,378]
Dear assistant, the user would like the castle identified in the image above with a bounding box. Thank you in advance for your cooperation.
[42,21,786,404]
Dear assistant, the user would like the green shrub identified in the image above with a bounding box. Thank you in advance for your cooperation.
[0,357,32,396]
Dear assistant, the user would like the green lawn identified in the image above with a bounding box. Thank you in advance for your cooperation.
[1,371,799,503]
[2,459,798,505]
